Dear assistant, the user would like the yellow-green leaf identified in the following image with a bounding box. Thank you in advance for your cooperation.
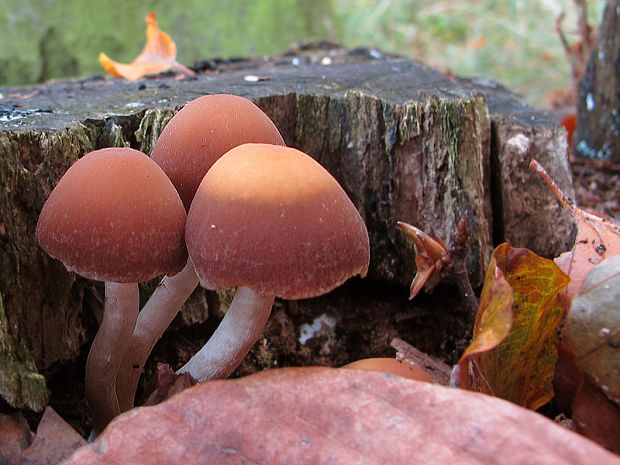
[458,243,569,410]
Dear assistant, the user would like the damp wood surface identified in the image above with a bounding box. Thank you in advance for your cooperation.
[0,47,575,418]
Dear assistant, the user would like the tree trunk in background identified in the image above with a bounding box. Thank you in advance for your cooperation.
[574,0,620,163]
[0,49,575,411]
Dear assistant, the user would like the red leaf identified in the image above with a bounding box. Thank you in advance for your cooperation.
[63,367,619,465]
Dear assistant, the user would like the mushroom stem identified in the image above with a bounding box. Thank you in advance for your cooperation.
[85,282,139,435]
[116,260,199,412]
[176,286,275,383]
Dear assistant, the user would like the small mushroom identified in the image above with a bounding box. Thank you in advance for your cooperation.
[35,147,186,434]
[116,94,286,411]
[179,143,370,382]
[150,93,286,209]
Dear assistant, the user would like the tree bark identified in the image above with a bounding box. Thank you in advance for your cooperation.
[575,0,620,163]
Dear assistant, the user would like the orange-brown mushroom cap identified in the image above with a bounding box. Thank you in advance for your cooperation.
[36,147,187,283]
[186,143,370,300]
[151,94,286,209]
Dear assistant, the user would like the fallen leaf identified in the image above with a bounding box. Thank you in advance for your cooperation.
[99,12,195,81]
[571,377,620,454]
[457,243,569,410]
[341,357,433,383]
[62,367,619,465]
[397,221,449,299]
[458,246,514,360]
[142,363,198,406]
[466,36,486,49]
[20,407,86,465]
[563,254,620,405]
[0,412,32,465]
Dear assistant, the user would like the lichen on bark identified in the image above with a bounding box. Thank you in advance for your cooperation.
[0,125,97,410]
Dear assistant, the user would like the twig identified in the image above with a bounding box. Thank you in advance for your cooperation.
[529,159,620,235]
[445,214,479,319]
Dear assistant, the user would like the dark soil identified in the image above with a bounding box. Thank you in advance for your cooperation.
[40,278,470,437]
[571,158,620,221]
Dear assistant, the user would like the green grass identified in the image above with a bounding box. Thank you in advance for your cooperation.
[333,0,605,107]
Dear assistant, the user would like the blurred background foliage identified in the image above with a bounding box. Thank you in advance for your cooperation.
[0,0,605,107]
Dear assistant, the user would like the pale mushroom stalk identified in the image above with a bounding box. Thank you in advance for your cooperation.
[116,260,200,411]
[177,287,274,382]
[85,282,139,435]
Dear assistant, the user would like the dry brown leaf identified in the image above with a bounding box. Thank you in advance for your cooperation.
[99,12,195,81]
[142,363,198,406]
[63,367,619,465]
[0,412,32,465]
[571,378,620,454]
[397,221,449,299]
[20,407,86,465]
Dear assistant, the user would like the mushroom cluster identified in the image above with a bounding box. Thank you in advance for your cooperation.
[36,94,370,435]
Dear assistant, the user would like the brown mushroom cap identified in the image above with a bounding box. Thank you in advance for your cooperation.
[36,147,187,283]
[151,94,285,209]
[186,143,370,300]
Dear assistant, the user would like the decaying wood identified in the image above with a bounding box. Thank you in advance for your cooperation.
[0,51,574,411]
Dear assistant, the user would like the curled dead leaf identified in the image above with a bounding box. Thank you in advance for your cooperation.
[99,12,195,81]
[397,221,449,299]
[20,407,86,465]
[457,243,569,410]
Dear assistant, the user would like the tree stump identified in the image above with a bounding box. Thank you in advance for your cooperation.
[0,48,575,411]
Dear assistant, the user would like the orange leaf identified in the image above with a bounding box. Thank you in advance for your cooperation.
[99,12,195,81]
[460,247,513,361]
[341,357,434,383]
[457,243,569,410]
[62,368,619,465]
[466,36,486,49]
